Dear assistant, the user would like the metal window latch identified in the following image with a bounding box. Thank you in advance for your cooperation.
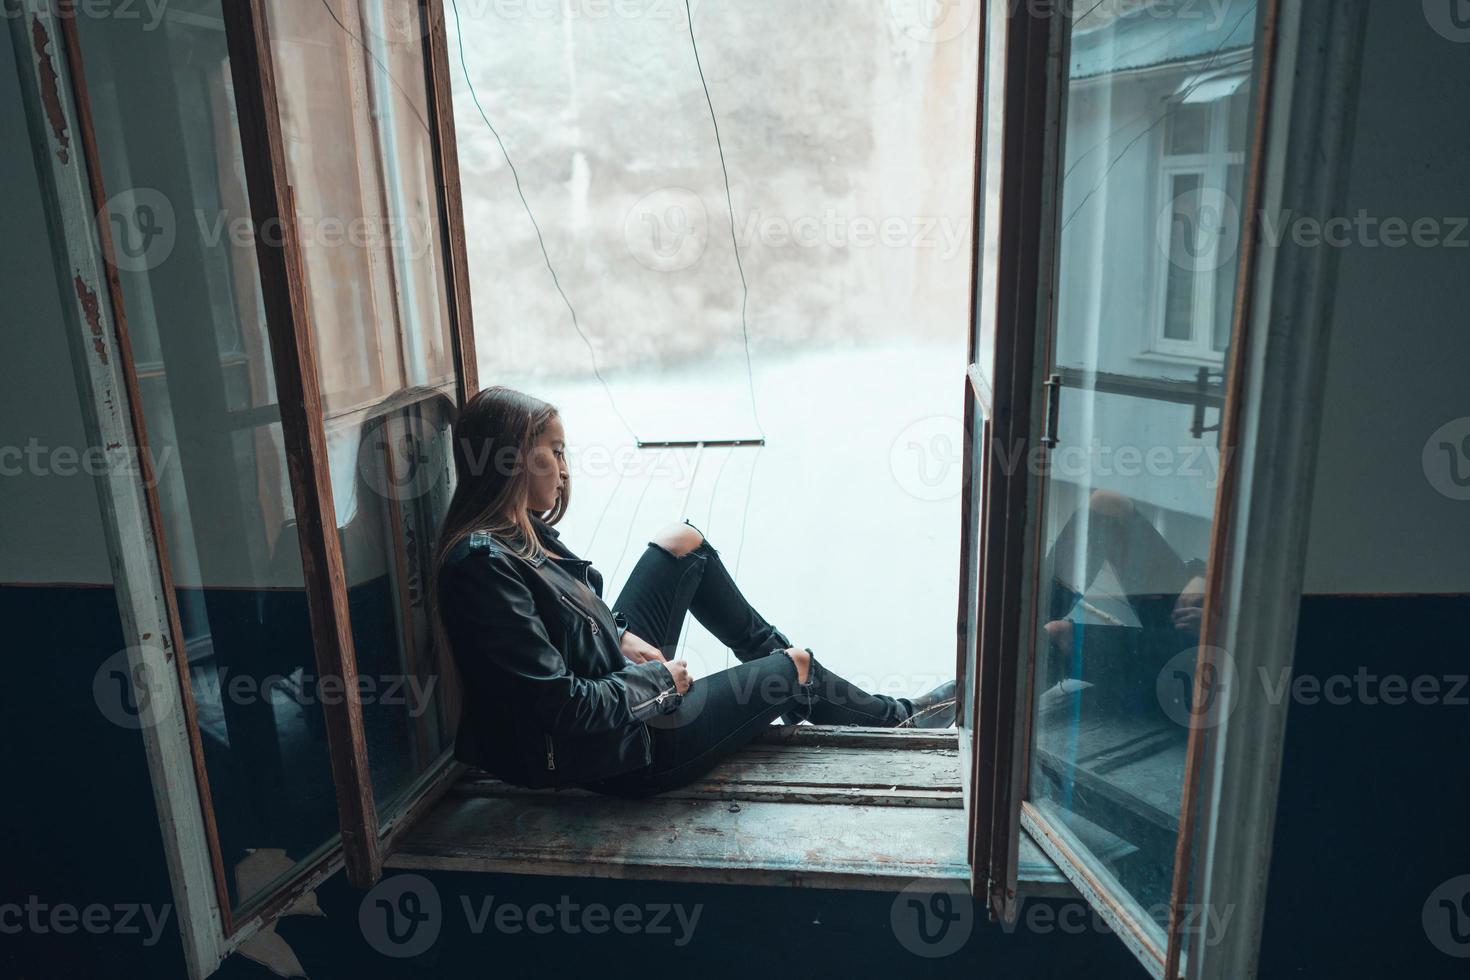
[1191,367,1226,439]
[1042,374,1063,448]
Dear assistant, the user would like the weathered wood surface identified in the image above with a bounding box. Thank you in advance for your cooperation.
[391,725,1071,893]
[453,735,963,809]
[389,794,970,890]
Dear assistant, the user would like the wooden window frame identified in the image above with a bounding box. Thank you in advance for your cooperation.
[12,0,478,974]
[963,1,1372,978]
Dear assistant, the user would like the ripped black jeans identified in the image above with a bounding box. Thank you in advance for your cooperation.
[582,519,913,798]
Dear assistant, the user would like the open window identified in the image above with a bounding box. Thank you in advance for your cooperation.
[965,1,1371,978]
[12,0,475,973]
[966,0,1270,972]
[17,0,1363,974]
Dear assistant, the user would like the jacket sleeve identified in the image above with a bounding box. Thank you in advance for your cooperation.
[440,551,677,735]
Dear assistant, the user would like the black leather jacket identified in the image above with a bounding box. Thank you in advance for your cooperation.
[438,517,681,787]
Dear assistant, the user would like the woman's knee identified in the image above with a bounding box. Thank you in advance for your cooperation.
[652,521,705,558]
[782,647,810,685]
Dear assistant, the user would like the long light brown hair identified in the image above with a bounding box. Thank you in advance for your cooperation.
[430,384,566,668]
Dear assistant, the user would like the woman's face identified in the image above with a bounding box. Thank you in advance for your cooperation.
[525,414,568,513]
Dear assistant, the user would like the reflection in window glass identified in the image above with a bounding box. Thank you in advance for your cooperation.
[76,2,341,915]
[266,0,459,819]
[1028,0,1258,949]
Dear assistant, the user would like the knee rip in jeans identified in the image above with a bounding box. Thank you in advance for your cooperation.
[648,519,714,560]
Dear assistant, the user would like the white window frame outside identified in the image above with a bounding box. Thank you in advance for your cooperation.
[1150,89,1247,365]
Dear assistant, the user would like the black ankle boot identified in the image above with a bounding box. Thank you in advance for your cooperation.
[900,680,957,728]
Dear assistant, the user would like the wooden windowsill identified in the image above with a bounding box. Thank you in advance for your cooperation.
[387,726,1072,896]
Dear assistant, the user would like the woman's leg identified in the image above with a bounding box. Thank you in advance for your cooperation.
[584,652,808,798]
[612,518,790,660]
[611,519,913,727]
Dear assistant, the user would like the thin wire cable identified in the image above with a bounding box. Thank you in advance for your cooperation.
[716,442,765,669]
[315,0,432,135]
[585,459,631,560]
[449,0,640,443]
[607,467,656,594]
[1059,4,1257,233]
[1057,4,1255,193]
[700,444,737,541]
[684,0,765,442]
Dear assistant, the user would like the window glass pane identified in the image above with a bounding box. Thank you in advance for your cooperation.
[75,1,342,915]
[1030,0,1258,950]
[266,0,459,819]
[1166,101,1210,156]
[1163,172,1202,341]
[1227,89,1250,154]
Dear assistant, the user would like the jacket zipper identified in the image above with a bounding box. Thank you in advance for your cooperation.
[630,682,678,714]
[559,592,601,635]
[545,733,556,771]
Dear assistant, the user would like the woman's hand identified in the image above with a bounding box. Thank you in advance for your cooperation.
[619,629,666,665]
[663,659,693,694]
[1172,575,1208,636]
